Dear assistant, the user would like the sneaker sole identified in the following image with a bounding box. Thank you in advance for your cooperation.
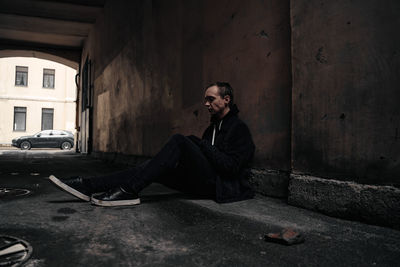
[90,197,141,207]
[49,175,90,202]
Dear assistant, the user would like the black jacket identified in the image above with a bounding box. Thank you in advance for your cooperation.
[200,104,255,203]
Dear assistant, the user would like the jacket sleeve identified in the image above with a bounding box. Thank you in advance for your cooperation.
[200,122,255,176]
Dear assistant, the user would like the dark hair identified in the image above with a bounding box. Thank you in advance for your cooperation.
[206,82,234,108]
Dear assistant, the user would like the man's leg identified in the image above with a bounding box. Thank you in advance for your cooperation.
[49,162,148,201]
[128,134,217,195]
[155,143,217,198]
[91,134,217,206]
[86,163,148,192]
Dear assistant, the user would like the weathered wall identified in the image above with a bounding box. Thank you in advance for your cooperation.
[79,0,400,227]
[291,0,400,187]
[84,0,183,156]
[82,0,292,173]
[201,0,292,170]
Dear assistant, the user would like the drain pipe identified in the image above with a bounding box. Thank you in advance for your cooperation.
[75,71,81,153]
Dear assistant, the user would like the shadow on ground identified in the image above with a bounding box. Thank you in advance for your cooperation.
[0,150,399,266]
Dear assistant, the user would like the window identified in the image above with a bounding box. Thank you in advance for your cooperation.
[39,130,52,137]
[13,107,26,131]
[43,68,55,88]
[15,66,28,86]
[52,130,66,136]
[41,108,54,130]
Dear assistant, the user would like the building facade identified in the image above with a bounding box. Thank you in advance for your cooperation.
[0,57,77,145]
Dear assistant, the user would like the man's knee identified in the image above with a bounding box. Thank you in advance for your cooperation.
[170,133,186,143]
[168,134,194,150]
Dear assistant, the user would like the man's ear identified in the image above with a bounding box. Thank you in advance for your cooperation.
[224,95,231,105]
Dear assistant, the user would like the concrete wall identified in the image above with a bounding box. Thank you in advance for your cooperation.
[0,57,77,144]
[202,0,292,171]
[289,0,400,228]
[82,0,292,173]
[79,0,400,227]
[291,0,400,187]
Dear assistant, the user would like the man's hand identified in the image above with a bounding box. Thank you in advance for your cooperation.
[187,135,201,145]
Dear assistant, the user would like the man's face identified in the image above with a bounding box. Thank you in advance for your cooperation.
[204,85,230,119]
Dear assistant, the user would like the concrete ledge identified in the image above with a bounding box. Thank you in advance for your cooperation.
[288,174,400,230]
[249,169,289,198]
[92,151,289,198]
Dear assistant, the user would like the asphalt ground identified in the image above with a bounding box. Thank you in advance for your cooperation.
[0,149,399,266]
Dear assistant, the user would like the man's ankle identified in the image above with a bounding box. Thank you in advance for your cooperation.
[120,185,136,195]
[82,177,94,190]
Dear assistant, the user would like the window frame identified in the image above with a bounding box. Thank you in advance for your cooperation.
[42,68,55,89]
[41,108,54,130]
[15,66,28,87]
[13,106,27,132]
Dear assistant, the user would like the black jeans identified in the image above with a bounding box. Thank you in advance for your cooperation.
[87,134,217,197]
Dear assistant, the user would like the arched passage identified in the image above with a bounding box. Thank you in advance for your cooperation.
[0,54,79,146]
[0,49,79,70]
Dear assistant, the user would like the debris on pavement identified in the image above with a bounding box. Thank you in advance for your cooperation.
[264,228,305,245]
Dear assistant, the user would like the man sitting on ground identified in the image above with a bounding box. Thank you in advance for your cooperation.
[50,82,255,206]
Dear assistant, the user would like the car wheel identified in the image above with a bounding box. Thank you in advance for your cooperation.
[61,142,72,150]
[20,141,31,150]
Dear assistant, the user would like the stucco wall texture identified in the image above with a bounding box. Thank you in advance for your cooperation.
[291,0,400,186]
[81,0,399,188]
[82,0,292,171]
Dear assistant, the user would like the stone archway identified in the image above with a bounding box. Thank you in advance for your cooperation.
[0,52,80,147]
[0,49,79,70]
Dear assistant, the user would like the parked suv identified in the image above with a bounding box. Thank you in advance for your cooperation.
[12,130,74,150]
